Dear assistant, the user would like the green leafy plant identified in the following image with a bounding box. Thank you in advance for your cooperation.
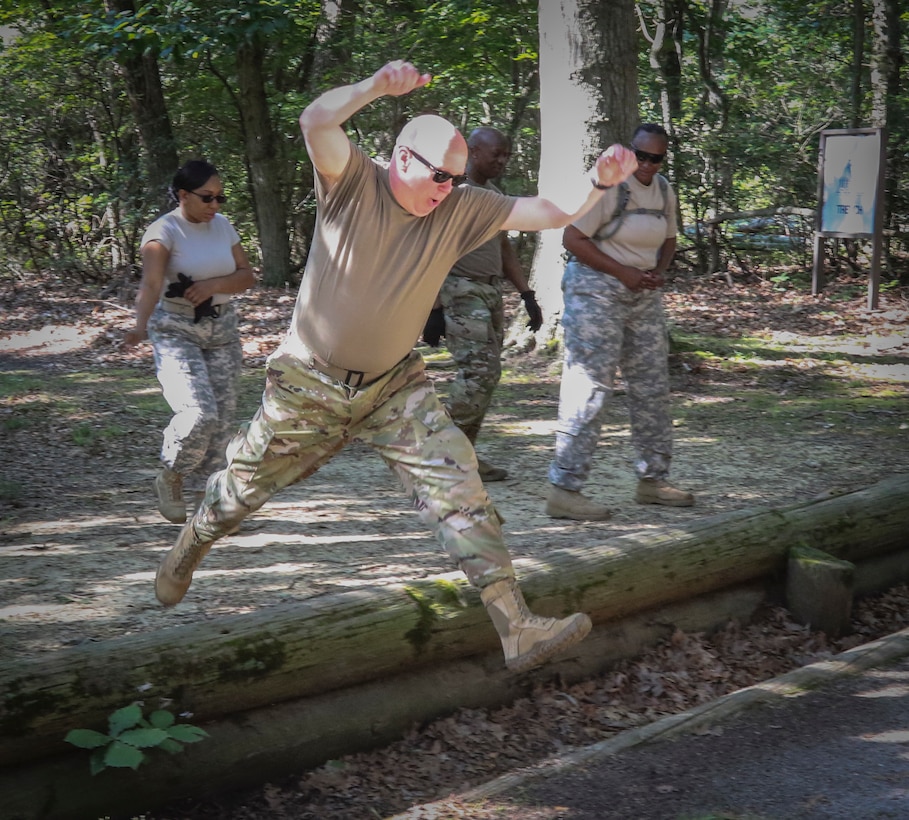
[70,421,126,450]
[0,478,22,504]
[65,703,208,775]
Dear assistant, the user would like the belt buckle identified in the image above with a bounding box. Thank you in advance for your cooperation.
[343,369,365,388]
[309,351,366,388]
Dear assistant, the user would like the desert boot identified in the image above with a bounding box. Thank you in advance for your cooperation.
[155,522,213,606]
[155,467,186,524]
[545,485,611,521]
[480,578,592,673]
[635,479,695,507]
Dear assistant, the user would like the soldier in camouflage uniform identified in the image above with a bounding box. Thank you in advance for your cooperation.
[123,160,256,524]
[154,61,638,673]
[423,127,543,482]
[546,124,695,521]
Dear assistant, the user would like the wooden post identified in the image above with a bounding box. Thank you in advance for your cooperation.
[786,545,855,637]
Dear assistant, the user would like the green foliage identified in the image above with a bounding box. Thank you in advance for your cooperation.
[70,421,125,448]
[65,703,208,775]
[0,0,906,285]
[0,477,22,504]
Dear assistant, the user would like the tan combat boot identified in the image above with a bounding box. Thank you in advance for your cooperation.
[635,479,695,507]
[155,522,213,606]
[154,467,186,524]
[545,485,612,521]
[477,457,508,482]
[480,578,592,673]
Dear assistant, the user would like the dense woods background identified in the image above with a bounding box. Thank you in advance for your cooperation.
[0,0,906,305]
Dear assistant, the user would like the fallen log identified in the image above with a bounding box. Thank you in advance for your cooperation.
[0,583,770,820]
[2,473,907,772]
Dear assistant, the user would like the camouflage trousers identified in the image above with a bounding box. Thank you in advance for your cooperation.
[548,260,672,491]
[147,304,242,492]
[438,275,504,443]
[192,344,514,589]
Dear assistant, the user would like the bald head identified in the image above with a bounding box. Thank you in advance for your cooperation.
[467,126,508,151]
[397,115,467,160]
[389,114,468,217]
[465,126,512,186]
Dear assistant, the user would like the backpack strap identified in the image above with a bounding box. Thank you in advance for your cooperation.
[591,181,631,241]
[592,175,668,241]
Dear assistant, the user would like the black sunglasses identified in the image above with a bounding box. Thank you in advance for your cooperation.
[186,190,227,204]
[407,148,468,187]
[631,146,665,165]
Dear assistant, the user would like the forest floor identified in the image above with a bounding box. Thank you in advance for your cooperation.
[1,261,908,818]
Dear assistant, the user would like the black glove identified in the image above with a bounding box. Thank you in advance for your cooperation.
[165,272,216,324]
[422,306,445,347]
[520,290,543,332]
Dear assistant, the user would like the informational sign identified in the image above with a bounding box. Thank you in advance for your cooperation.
[819,130,880,237]
[813,127,886,308]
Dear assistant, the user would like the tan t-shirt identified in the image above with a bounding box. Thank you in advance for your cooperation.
[572,174,678,271]
[141,209,240,307]
[288,144,516,373]
[448,179,504,282]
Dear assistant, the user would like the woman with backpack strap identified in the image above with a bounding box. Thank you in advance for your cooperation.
[546,123,696,520]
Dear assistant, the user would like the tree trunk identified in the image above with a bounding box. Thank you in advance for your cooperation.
[103,0,179,215]
[693,0,731,223]
[525,0,639,346]
[639,0,683,130]
[235,33,291,286]
[870,0,903,267]
[2,473,908,770]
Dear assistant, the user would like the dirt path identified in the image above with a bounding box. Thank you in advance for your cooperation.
[1,273,908,659]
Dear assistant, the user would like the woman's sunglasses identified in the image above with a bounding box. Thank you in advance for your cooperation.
[186,190,228,204]
[406,148,468,187]
[631,146,665,165]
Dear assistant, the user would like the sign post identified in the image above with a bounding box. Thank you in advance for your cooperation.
[813,128,886,309]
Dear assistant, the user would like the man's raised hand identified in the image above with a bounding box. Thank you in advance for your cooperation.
[374,61,432,97]
[593,145,638,189]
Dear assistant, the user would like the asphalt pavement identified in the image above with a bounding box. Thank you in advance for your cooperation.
[392,628,909,819]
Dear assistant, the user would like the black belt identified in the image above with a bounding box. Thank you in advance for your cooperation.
[302,347,413,389]
[451,272,500,286]
[307,354,384,388]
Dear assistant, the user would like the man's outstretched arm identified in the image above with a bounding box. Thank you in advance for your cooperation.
[501,145,638,233]
[299,60,431,187]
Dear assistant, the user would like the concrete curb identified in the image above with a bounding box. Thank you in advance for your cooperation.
[387,626,909,819]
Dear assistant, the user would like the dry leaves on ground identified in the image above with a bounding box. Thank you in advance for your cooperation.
[144,585,909,820]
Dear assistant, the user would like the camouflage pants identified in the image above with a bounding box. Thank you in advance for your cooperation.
[147,304,242,492]
[548,260,672,491]
[439,275,504,443]
[192,344,514,589]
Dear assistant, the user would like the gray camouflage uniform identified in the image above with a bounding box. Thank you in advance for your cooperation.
[147,304,242,493]
[548,259,672,491]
